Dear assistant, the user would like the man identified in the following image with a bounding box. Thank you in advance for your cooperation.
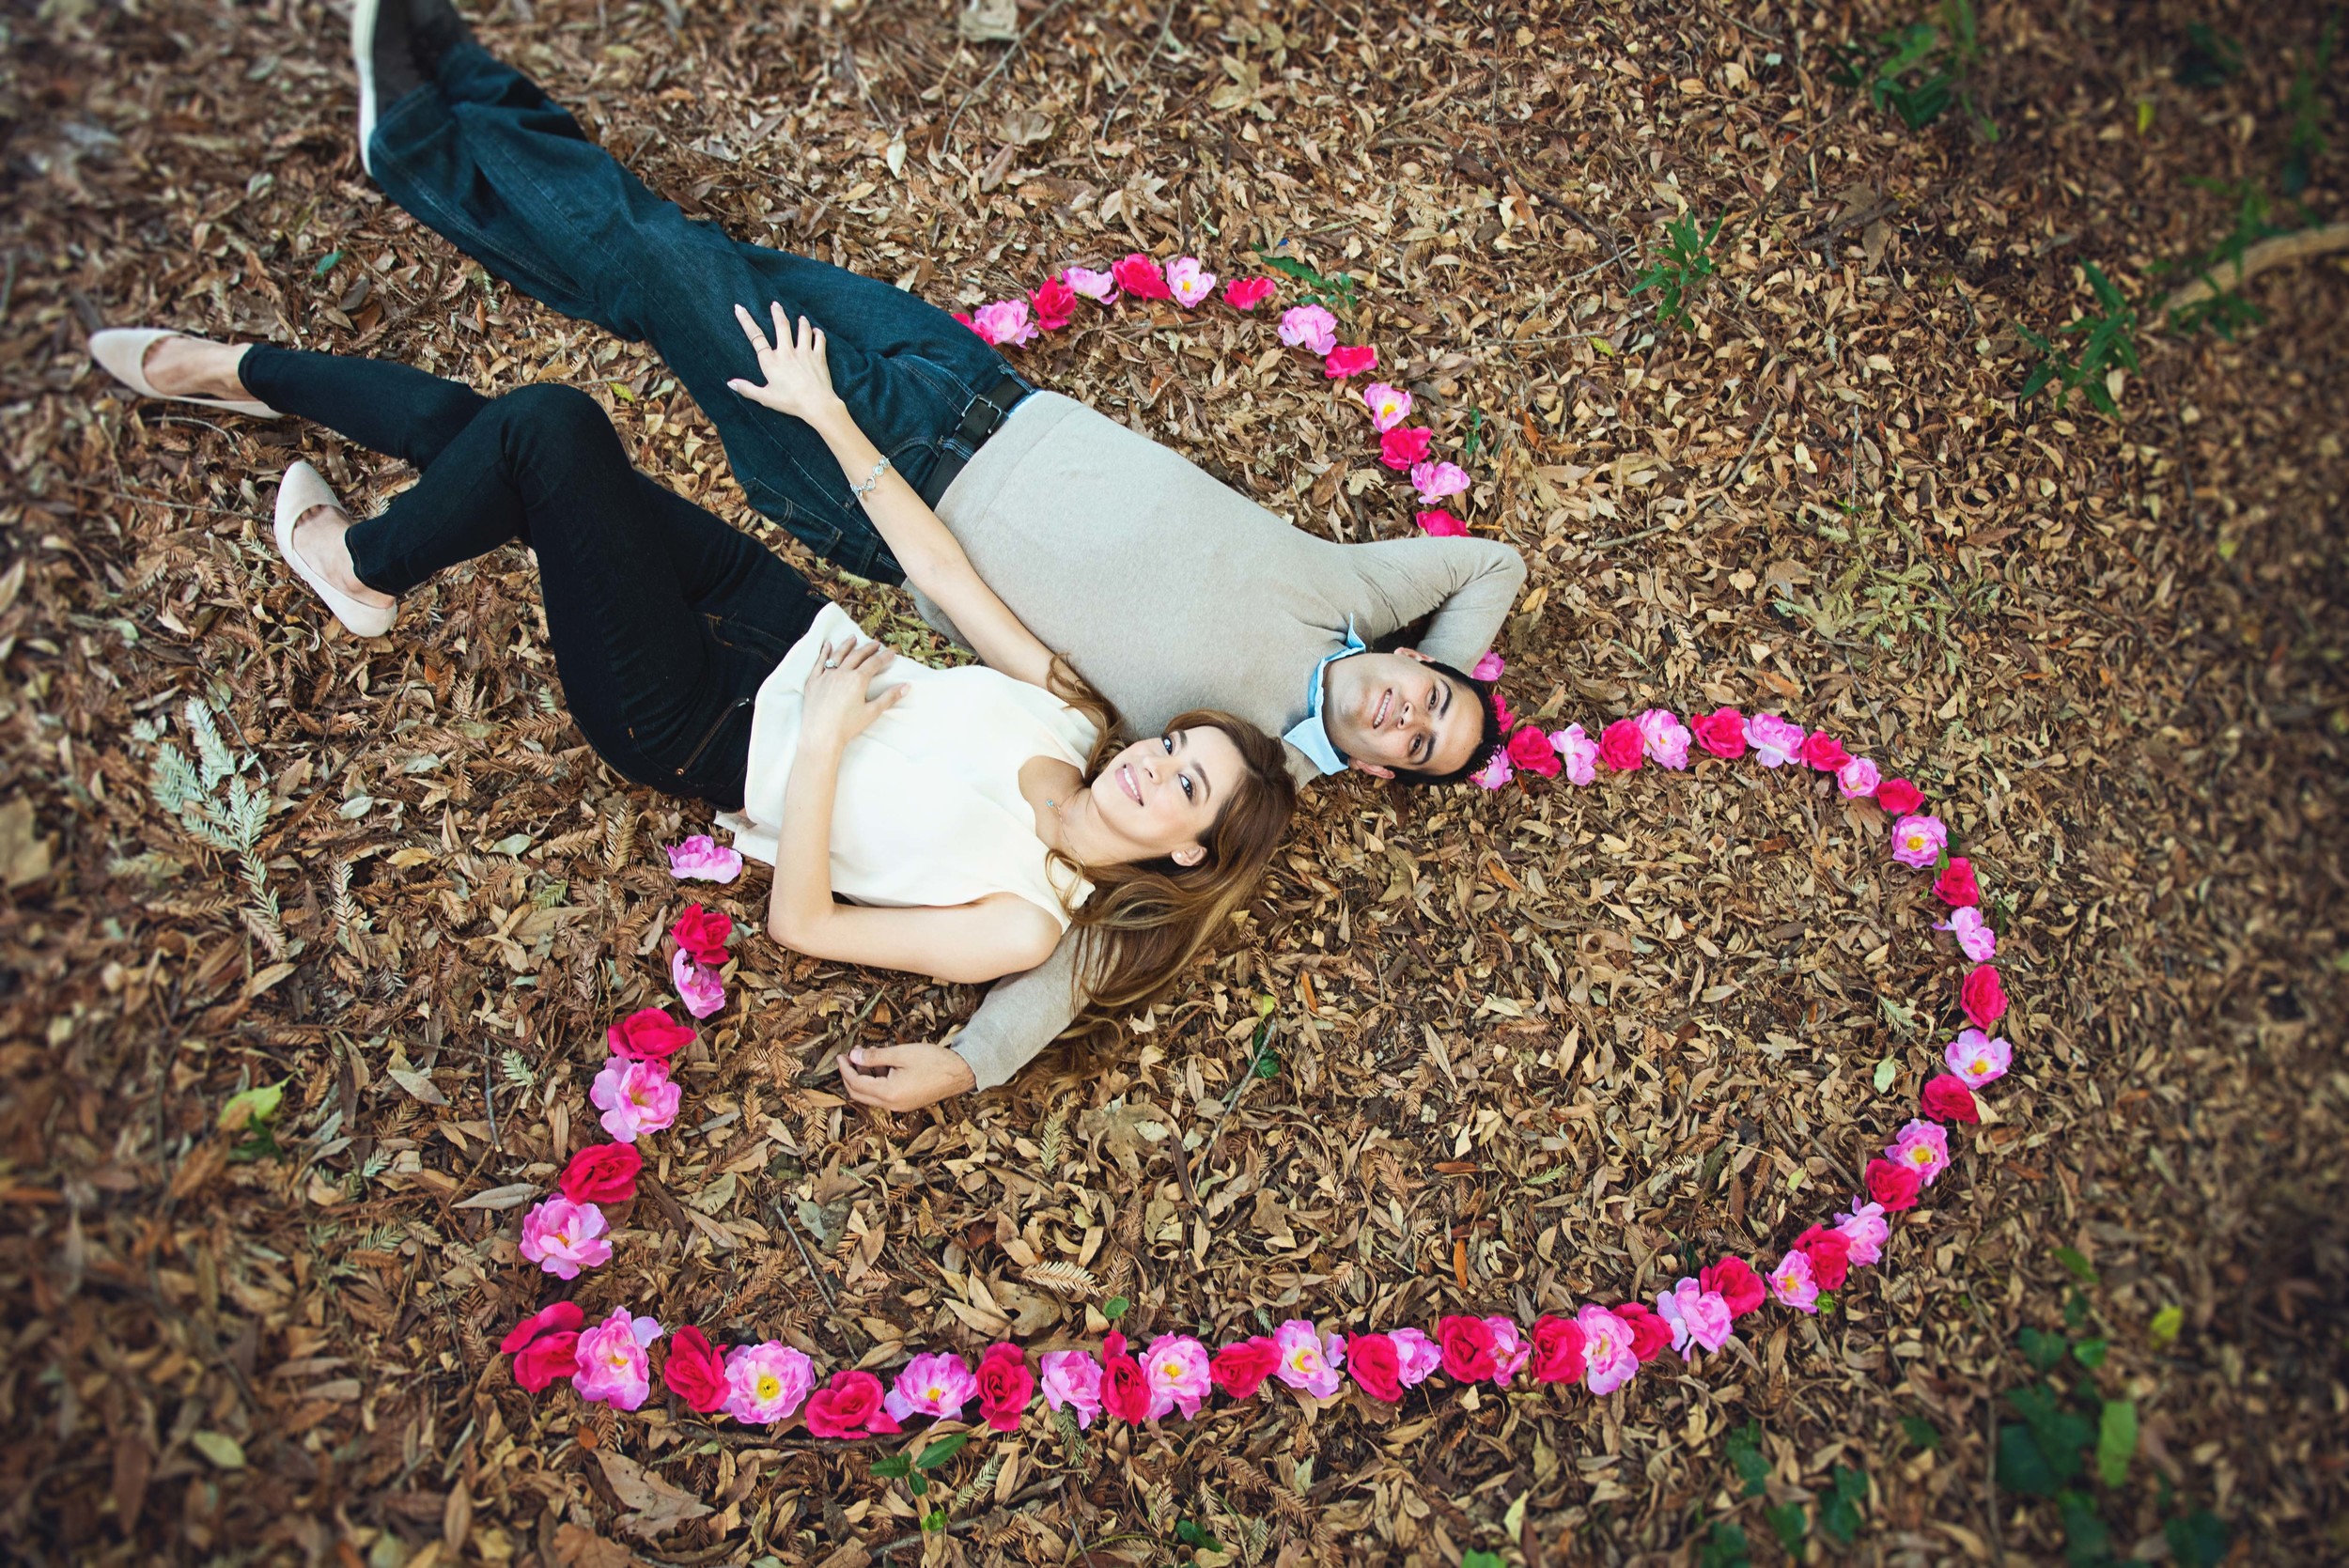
[347,0,1525,1108]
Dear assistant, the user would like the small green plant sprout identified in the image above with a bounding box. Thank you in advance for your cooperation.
[869,1432,972,1533]
[2159,180,2288,338]
[1828,0,1998,138]
[2280,15,2340,196]
[144,695,289,957]
[2016,261,2141,415]
[1253,241,1357,311]
[1632,211,1726,332]
[218,1079,286,1162]
[2172,23,2245,87]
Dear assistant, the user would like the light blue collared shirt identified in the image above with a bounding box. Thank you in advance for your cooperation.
[1282,622,1367,777]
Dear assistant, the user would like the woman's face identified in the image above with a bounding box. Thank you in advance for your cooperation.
[1084,727,1246,866]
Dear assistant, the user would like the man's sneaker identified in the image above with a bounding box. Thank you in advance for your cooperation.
[351,0,428,178]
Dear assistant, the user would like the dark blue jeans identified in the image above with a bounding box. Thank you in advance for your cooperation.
[240,348,823,808]
[368,40,1024,583]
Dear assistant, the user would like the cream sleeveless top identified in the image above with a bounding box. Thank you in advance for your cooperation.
[716,603,1097,928]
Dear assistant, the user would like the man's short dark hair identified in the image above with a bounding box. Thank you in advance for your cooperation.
[1389,658,1506,786]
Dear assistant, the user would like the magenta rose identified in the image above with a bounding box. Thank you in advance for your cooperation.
[974,1343,1034,1433]
[1960,964,2008,1028]
[1209,1336,1281,1400]
[557,1142,643,1205]
[1690,706,1748,758]
[1530,1315,1587,1384]
[661,1327,731,1414]
[1700,1256,1766,1318]
[1597,718,1645,772]
[1921,1074,1982,1125]
[1935,857,1981,908]
[1875,777,1924,815]
[1437,1315,1499,1383]
[1865,1157,1925,1213]
[1506,725,1561,778]
[804,1370,899,1439]
[670,905,732,967]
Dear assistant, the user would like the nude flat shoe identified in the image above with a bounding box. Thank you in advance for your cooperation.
[87,329,281,419]
[274,462,397,638]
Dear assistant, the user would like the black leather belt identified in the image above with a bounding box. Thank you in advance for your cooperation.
[918,373,1029,506]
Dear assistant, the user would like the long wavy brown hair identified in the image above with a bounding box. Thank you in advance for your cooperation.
[1044,660,1297,1023]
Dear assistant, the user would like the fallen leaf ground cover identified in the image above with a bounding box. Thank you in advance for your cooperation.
[0,0,2342,1563]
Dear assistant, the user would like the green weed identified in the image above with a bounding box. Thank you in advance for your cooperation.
[1632,212,1726,331]
[2280,15,2340,196]
[2172,24,2244,87]
[1829,0,1998,138]
[1253,242,1358,311]
[2017,261,2141,415]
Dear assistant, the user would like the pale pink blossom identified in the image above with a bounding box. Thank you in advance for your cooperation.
[1166,256,1217,308]
[572,1308,661,1410]
[1744,712,1807,768]
[1361,382,1413,432]
[1063,266,1117,302]
[1767,1250,1820,1313]
[1944,1029,2013,1087]
[1271,1319,1346,1400]
[1142,1334,1214,1419]
[518,1196,612,1281]
[1836,757,1882,800]
[591,1056,681,1143]
[1890,813,1949,868]
[1655,1278,1735,1358]
[1410,460,1470,502]
[1470,750,1515,790]
[884,1351,979,1423]
[1484,1317,1532,1388]
[664,833,743,882]
[1636,707,1692,770]
[723,1341,816,1424]
[1937,905,1998,962]
[1835,1201,1891,1268]
[1470,651,1505,681]
[970,300,1039,348]
[1390,1327,1443,1388]
[1889,1118,1952,1185]
[1038,1350,1103,1429]
[671,947,726,1018]
[1577,1306,1638,1395]
[1278,304,1338,355]
[1549,723,1600,786]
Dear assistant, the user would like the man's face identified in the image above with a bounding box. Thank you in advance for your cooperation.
[1319,649,1481,780]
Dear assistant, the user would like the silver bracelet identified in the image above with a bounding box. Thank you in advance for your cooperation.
[849,456,893,501]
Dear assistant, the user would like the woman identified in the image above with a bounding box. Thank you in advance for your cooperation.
[89,316,1295,1023]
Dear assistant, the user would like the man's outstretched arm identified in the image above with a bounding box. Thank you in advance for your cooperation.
[836,935,1083,1110]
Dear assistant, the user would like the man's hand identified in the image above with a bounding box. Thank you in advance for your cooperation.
[837,1044,977,1112]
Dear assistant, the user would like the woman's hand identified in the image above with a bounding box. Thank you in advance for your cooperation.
[726,303,844,425]
[801,637,904,749]
[838,1044,977,1111]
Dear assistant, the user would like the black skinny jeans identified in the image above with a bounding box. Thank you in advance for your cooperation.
[240,348,824,807]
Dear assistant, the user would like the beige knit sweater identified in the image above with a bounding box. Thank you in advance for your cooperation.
[919,393,1526,1089]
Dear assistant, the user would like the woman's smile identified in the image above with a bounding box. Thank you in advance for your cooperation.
[1118,763,1143,803]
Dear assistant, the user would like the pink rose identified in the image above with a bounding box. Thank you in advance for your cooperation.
[1222,275,1278,311]
[1743,712,1807,768]
[1767,1250,1820,1313]
[971,300,1038,348]
[1635,707,1692,769]
[1110,253,1172,301]
[1921,1073,1982,1125]
[1270,1320,1344,1401]
[1960,963,2009,1028]
[1937,905,1998,961]
[557,1141,642,1205]
[1700,1256,1766,1318]
[1836,756,1882,799]
[1039,1350,1103,1428]
[1063,266,1117,302]
[1166,256,1216,308]
[1277,303,1338,354]
[1410,459,1470,501]
[804,1369,899,1439]
[1944,1028,2012,1087]
[1801,730,1851,771]
[1380,426,1435,470]
[884,1351,978,1424]
[1142,1333,1214,1418]
[1577,1306,1638,1395]
[1888,1118,1952,1185]
[723,1340,816,1425]
[1597,718,1645,772]
[1470,652,1505,681]
[590,1056,681,1143]
[661,1326,730,1414]
[975,1343,1034,1433]
[1324,344,1378,378]
[1469,750,1515,790]
[1031,273,1079,331]
[518,1196,611,1281]
[1506,725,1562,778]
[1935,856,1981,907]
[1691,706,1748,758]
[1655,1279,1735,1358]
[1390,1327,1443,1388]
[1549,723,1599,786]
[572,1308,662,1411]
[671,949,725,1018]
[1875,777,1924,815]
[1835,1201,1891,1267]
[1484,1317,1532,1387]
[1414,508,1467,536]
[1208,1337,1280,1400]
[1890,814,1949,868]
[664,834,743,882]
[607,1006,694,1062]
[1361,382,1413,431]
